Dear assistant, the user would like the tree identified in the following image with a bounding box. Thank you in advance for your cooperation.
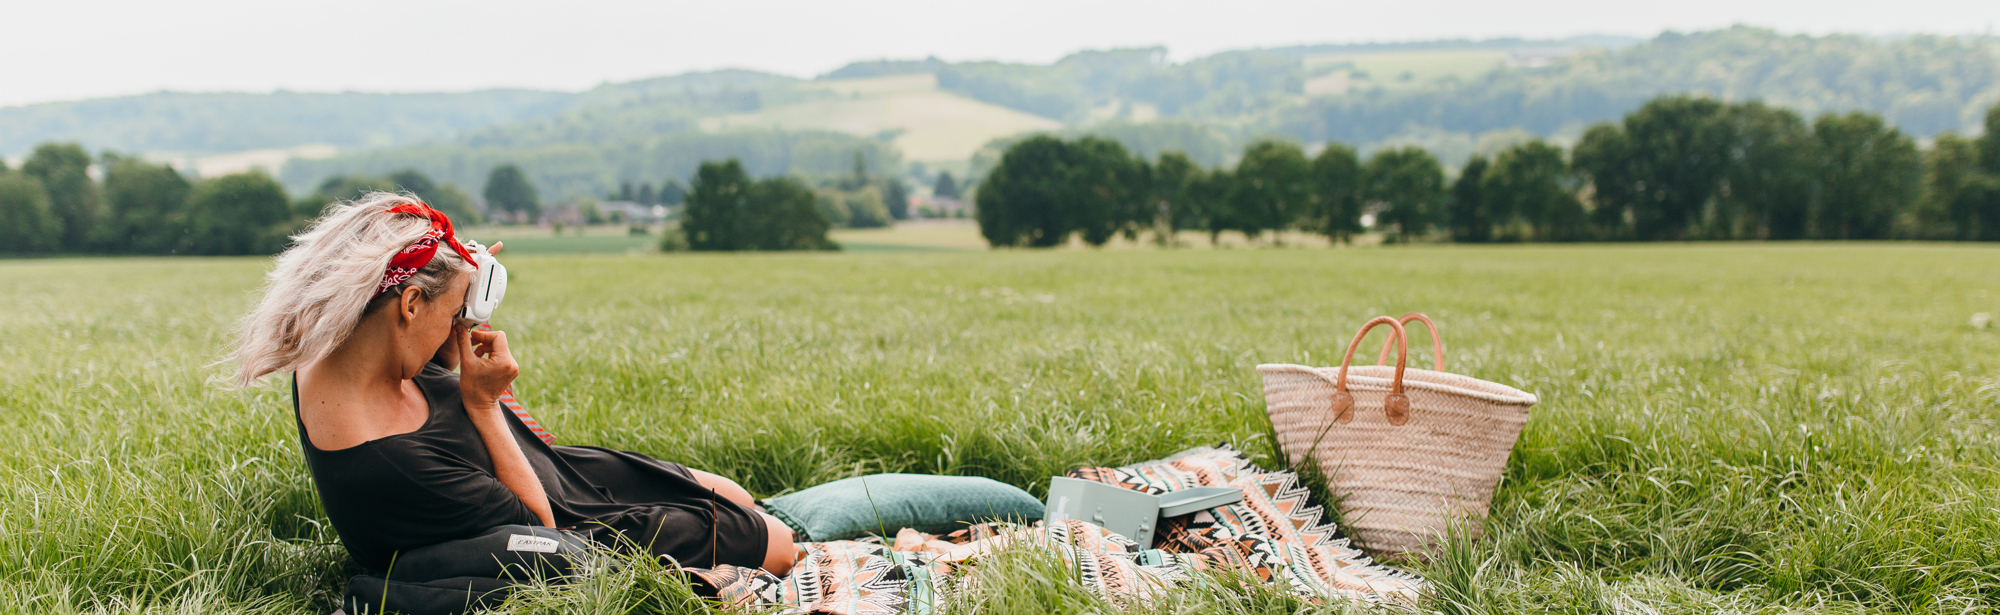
[390,169,479,225]
[680,159,835,251]
[659,179,688,205]
[314,174,396,201]
[835,186,892,228]
[1812,112,1920,239]
[1448,156,1492,242]
[1920,134,2000,240]
[817,188,854,228]
[186,171,294,255]
[389,169,441,200]
[881,179,910,220]
[1933,103,2000,240]
[1363,147,1446,242]
[840,152,872,191]
[482,164,541,223]
[743,177,836,250]
[1192,168,1236,245]
[1483,140,1585,241]
[933,172,962,200]
[1722,103,1814,239]
[1980,104,2000,177]
[1149,151,1205,242]
[682,159,752,250]
[299,174,380,219]
[0,172,60,253]
[636,183,657,206]
[977,136,1077,247]
[1572,123,1640,239]
[1227,140,1313,242]
[1070,137,1147,246]
[1309,143,1364,243]
[97,155,191,254]
[21,142,98,251]
[1620,96,1734,240]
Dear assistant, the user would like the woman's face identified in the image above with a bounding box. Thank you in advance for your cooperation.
[406,271,470,374]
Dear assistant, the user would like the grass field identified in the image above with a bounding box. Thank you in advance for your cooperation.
[699,74,1061,163]
[4,244,2000,613]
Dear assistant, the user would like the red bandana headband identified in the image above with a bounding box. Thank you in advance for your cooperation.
[374,202,476,299]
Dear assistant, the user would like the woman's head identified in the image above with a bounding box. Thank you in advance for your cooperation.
[226,192,473,388]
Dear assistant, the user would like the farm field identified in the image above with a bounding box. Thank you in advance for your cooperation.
[699,74,1063,163]
[464,224,661,255]
[1302,49,1512,93]
[2,244,1999,613]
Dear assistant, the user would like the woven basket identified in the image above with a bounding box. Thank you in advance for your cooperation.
[1258,314,1537,557]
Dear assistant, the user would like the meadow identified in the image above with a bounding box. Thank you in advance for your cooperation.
[2,243,1998,614]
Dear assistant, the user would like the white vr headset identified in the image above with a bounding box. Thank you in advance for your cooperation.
[457,239,508,325]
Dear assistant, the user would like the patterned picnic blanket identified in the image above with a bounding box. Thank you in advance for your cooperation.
[683,445,1424,614]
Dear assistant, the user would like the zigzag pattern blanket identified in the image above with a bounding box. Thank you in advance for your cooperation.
[687,445,1424,614]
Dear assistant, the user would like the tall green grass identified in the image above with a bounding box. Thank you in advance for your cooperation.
[2,244,1997,613]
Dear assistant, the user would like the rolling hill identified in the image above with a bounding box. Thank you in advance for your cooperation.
[0,89,578,156]
[700,74,1061,162]
[6,28,1996,202]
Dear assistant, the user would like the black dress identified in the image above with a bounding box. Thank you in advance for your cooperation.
[292,362,768,572]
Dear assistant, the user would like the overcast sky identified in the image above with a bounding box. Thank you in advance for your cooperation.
[2,0,1996,108]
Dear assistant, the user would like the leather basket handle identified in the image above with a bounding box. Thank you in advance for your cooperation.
[1332,316,1411,426]
[1376,312,1444,371]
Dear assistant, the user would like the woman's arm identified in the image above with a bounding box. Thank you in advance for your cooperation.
[456,326,556,528]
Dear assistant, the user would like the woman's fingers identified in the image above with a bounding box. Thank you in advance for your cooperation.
[458,327,517,410]
[460,328,517,380]
[457,324,477,360]
[486,330,511,362]
[489,241,504,255]
[466,328,499,360]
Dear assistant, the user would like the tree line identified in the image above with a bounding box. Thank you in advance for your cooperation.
[0,144,294,255]
[0,139,920,256]
[975,96,2000,247]
[280,128,901,204]
[0,142,552,255]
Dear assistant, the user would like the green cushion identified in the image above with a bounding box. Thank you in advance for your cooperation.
[761,473,1044,542]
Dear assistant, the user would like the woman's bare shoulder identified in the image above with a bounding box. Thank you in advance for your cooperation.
[295,370,432,451]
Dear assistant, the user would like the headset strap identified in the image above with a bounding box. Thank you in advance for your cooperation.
[474,323,555,445]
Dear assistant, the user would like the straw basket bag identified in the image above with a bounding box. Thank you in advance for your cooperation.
[1258,313,1537,557]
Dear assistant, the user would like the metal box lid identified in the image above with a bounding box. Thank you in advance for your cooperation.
[1043,477,1243,546]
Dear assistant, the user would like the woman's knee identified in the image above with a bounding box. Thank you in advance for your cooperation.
[759,511,799,575]
[689,469,755,508]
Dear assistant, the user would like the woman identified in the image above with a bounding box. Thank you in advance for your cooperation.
[226,193,796,575]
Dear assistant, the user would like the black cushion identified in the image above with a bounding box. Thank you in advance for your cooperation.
[383,524,594,582]
[341,575,513,615]
[341,525,598,615]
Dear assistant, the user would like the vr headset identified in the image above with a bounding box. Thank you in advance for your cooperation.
[457,239,508,325]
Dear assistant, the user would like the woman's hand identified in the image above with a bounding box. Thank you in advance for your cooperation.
[455,325,519,413]
[452,323,554,528]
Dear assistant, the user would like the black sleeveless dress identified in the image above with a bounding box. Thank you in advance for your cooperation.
[293,362,768,572]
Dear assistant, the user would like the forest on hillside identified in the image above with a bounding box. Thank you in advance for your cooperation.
[909,27,1998,140]
[3,27,1996,204]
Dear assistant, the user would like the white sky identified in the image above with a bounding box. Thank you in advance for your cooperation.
[2,0,1996,108]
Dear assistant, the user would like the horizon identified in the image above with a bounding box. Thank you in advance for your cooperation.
[4,0,1996,108]
[2,34,1652,105]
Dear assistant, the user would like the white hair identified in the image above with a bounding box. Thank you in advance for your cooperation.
[223,192,473,388]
